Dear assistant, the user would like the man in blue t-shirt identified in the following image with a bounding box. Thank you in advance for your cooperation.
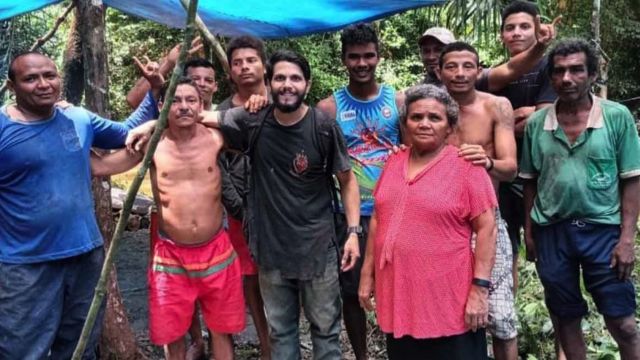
[0,51,161,360]
[317,23,403,360]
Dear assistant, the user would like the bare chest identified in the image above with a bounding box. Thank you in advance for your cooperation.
[153,139,221,185]
[449,111,495,151]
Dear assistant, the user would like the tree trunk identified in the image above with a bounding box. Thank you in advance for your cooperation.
[62,8,84,105]
[0,20,12,105]
[76,0,143,359]
[591,0,607,98]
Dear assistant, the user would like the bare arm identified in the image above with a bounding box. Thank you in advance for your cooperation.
[126,38,204,108]
[358,211,377,311]
[394,91,409,146]
[90,149,144,177]
[486,43,545,93]
[514,103,552,138]
[126,57,174,108]
[199,94,269,129]
[490,97,517,181]
[199,110,222,128]
[466,208,496,331]
[523,179,538,261]
[471,208,496,283]
[336,169,361,271]
[457,97,516,181]
[611,176,640,280]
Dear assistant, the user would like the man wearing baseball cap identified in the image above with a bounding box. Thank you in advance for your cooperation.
[418,27,456,85]
[418,21,556,91]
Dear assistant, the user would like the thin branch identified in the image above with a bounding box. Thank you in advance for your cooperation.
[70,0,200,358]
[32,2,76,51]
[0,2,76,98]
[179,0,230,75]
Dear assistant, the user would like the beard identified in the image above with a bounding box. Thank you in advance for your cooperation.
[273,91,305,113]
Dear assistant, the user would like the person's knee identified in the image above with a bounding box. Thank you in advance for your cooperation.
[606,316,639,342]
[164,338,187,360]
[210,332,232,344]
[555,316,583,333]
[210,332,233,360]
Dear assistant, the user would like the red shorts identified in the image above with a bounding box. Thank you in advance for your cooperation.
[227,217,258,275]
[148,228,245,345]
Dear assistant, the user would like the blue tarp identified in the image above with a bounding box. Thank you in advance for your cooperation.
[0,0,444,39]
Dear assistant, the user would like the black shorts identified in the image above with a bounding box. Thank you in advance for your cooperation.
[335,214,370,296]
[386,331,487,360]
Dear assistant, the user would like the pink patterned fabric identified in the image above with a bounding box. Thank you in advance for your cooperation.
[373,145,496,339]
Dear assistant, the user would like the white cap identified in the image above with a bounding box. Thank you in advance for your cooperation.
[418,27,456,46]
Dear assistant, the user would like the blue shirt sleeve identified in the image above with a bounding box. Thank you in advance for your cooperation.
[90,91,158,149]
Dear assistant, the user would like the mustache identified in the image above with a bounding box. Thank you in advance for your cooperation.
[177,110,194,117]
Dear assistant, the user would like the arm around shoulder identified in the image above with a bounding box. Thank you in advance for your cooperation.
[90,149,143,177]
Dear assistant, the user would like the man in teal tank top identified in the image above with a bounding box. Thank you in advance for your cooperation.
[317,23,404,360]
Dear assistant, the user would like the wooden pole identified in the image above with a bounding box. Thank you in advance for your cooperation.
[179,0,229,74]
[70,0,200,358]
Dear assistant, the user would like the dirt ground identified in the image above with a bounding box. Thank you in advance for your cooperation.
[116,230,389,359]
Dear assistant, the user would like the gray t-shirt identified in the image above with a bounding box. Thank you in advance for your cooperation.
[219,105,351,279]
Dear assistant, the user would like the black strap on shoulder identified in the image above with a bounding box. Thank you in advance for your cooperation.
[241,107,272,212]
[311,108,343,257]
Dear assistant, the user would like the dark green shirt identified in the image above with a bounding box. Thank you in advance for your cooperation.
[520,96,640,225]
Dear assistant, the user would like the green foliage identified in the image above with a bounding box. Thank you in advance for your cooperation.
[515,260,557,358]
[105,9,183,117]
[601,0,640,103]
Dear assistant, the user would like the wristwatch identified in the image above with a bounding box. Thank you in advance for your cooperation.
[472,277,492,289]
[346,225,363,236]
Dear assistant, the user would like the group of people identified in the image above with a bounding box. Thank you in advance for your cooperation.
[1,1,639,360]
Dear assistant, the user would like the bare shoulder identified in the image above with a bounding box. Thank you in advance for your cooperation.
[316,95,337,118]
[199,124,224,146]
[480,92,513,120]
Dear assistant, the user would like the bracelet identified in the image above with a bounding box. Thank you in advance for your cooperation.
[472,277,492,289]
[485,157,494,172]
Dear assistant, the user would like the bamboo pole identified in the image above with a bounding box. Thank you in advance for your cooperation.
[179,0,230,74]
[70,0,200,358]
[0,2,76,98]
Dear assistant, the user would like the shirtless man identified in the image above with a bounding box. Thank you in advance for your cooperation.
[438,42,518,360]
[127,43,220,359]
[91,78,245,360]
